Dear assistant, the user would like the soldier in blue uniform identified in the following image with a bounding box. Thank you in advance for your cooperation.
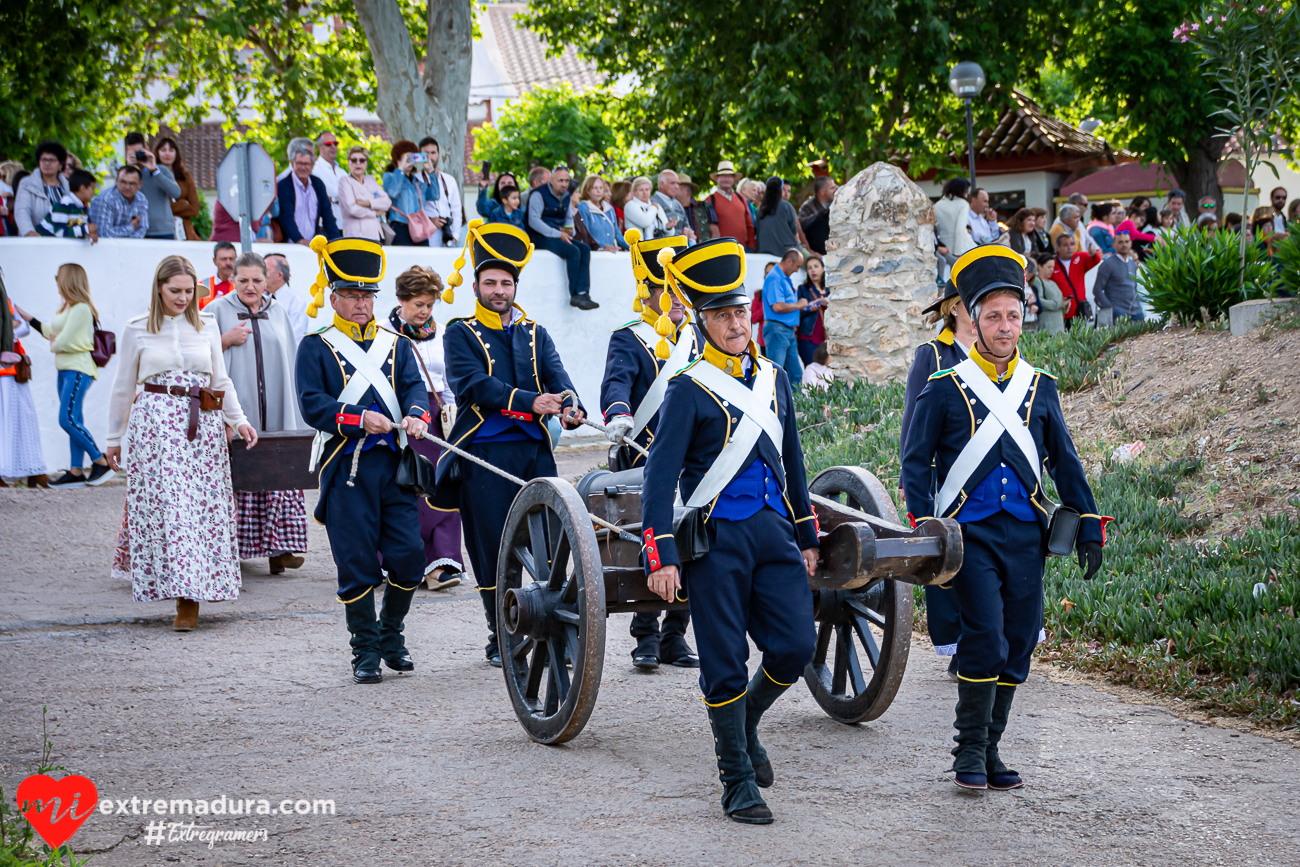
[600,229,703,670]
[639,238,819,825]
[900,279,975,679]
[902,246,1109,791]
[434,219,586,667]
[295,236,432,684]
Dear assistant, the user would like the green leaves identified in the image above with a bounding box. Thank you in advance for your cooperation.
[1137,225,1276,321]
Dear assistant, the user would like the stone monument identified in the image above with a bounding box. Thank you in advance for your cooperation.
[822,162,937,383]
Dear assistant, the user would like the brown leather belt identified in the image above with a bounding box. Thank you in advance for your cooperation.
[143,384,206,441]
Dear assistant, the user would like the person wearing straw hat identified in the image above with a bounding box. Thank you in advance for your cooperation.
[899,279,974,681]
[599,228,703,671]
[902,245,1108,792]
[704,161,756,250]
[639,238,819,825]
[295,236,431,684]
[434,219,586,667]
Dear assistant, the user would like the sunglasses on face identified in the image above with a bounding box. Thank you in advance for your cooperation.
[321,141,338,148]
[348,157,367,163]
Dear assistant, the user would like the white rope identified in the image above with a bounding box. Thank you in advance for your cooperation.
[575,416,650,459]
[348,412,642,544]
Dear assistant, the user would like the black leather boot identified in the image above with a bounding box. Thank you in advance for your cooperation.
[344,592,383,684]
[951,679,998,788]
[379,581,418,672]
[659,609,699,668]
[480,588,501,667]
[986,684,1023,789]
[706,700,771,824]
[744,668,792,788]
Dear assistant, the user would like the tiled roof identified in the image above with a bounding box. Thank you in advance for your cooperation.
[486,3,604,94]
[977,89,1121,159]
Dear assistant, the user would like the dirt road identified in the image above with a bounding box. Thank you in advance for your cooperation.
[2,449,1297,866]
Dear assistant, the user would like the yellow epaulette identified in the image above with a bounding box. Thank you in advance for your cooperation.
[1034,368,1057,379]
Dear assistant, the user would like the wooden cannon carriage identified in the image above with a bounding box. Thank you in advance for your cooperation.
[494,465,963,744]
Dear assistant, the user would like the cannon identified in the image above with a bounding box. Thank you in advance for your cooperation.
[494,465,963,744]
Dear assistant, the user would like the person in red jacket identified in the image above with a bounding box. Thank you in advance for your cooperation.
[1051,232,1101,328]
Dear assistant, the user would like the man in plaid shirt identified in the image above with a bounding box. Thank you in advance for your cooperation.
[88,165,149,239]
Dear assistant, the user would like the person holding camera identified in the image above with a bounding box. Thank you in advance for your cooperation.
[123,132,182,241]
[1049,232,1100,329]
[381,140,436,247]
[417,137,462,248]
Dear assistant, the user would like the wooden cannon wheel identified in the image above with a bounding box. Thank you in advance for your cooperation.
[804,466,914,724]
[496,478,607,744]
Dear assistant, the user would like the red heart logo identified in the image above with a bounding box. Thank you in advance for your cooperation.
[15,774,98,850]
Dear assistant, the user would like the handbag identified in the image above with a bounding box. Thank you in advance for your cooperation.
[395,444,438,496]
[198,387,224,411]
[0,350,31,383]
[670,507,711,563]
[394,208,434,243]
[378,219,396,245]
[91,319,116,367]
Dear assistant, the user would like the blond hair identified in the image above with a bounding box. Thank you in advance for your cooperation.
[147,255,202,334]
[55,264,98,321]
[578,174,606,203]
[631,176,652,194]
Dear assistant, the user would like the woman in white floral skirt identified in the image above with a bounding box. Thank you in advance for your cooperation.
[105,255,259,631]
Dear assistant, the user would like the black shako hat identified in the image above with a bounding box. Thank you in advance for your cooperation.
[442,220,534,303]
[950,246,1026,312]
[921,278,959,317]
[307,236,386,318]
[657,237,749,313]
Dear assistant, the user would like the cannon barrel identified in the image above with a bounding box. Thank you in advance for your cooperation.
[808,493,962,590]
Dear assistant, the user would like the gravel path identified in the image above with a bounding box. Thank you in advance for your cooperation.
[2,451,1297,866]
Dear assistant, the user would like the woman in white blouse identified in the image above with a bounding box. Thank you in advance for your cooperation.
[337,146,393,241]
[623,176,669,239]
[386,265,462,590]
[105,254,258,631]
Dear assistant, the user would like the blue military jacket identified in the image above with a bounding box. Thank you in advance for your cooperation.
[900,328,969,461]
[295,314,430,523]
[599,313,703,460]
[900,348,1105,546]
[436,301,583,485]
[640,343,820,571]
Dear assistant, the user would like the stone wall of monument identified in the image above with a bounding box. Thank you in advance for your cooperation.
[822,162,938,384]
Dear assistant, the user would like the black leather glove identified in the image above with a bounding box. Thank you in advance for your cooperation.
[1077,540,1103,581]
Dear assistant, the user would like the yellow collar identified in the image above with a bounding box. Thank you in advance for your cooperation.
[333,313,377,341]
[936,327,955,345]
[702,340,757,378]
[970,345,1019,382]
[474,301,527,330]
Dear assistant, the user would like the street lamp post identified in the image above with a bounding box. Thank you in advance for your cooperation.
[948,61,986,190]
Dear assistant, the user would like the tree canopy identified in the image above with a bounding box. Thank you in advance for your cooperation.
[522,0,1056,182]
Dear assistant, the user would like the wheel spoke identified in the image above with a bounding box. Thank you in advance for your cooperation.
[545,637,570,713]
[528,510,549,582]
[525,640,547,705]
[512,636,534,660]
[548,533,571,591]
[553,608,580,626]
[831,625,850,695]
[843,628,868,695]
[847,596,887,628]
[851,614,882,669]
[513,545,538,582]
[812,620,833,666]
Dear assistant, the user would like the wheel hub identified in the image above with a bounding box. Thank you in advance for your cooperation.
[502,583,559,640]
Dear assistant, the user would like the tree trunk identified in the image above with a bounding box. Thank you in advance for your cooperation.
[351,0,471,187]
[1169,134,1225,217]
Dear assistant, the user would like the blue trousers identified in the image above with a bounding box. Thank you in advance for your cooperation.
[324,446,426,601]
[762,321,803,387]
[683,508,816,704]
[56,370,101,468]
[457,439,557,591]
[924,583,963,653]
[531,233,591,298]
[953,511,1045,685]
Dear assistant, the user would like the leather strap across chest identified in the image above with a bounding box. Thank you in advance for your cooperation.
[934,358,1039,517]
[682,358,782,510]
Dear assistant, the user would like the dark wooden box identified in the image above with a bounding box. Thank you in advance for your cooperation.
[228,430,320,491]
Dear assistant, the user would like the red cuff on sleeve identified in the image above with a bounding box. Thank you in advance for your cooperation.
[502,409,535,421]
[337,413,363,426]
[643,528,661,572]
[907,512,917,529]
[1099,516,1115,546]
[419,409,431,424]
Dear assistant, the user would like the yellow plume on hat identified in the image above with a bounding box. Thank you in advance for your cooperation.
[624,228,653,313]
[652,247,683,359]
[443,218,486,304]
[307,235,330,318]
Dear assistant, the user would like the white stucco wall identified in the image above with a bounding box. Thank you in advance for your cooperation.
[1,238,779,475]
[913,170,1069,214]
